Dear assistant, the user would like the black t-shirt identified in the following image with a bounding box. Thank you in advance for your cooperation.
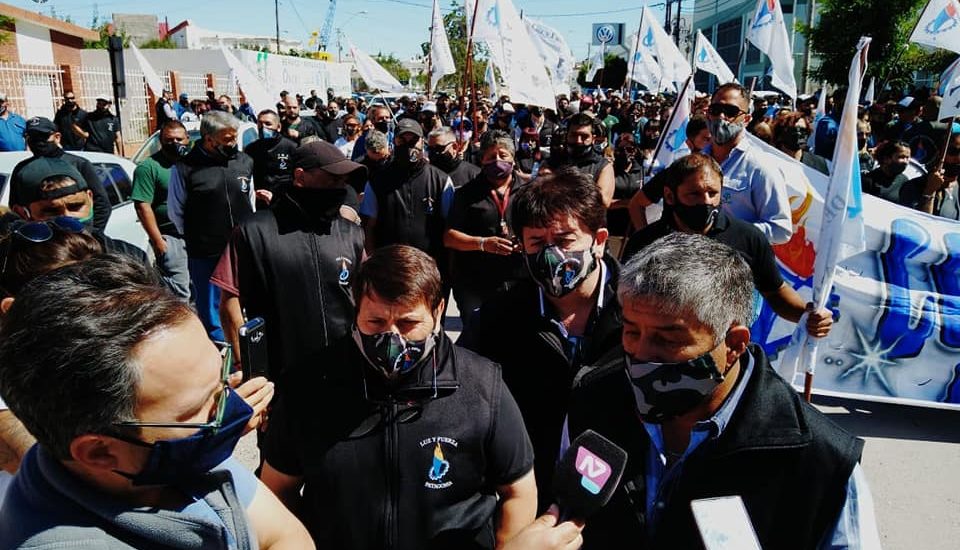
[608,164,644,236]
[624,211,784,293]
[446,173,526,288]
[244,135,298,192]
[54,105,86,151]
[862,167,911,206]
[281,116,327,144]
[82,110,119,153]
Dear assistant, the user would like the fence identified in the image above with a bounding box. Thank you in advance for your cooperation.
[0,62,64,121]
[75,66,173,144]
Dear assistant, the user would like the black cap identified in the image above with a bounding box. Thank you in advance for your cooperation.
[13,157,88,206]
[396,118,423,139]
[24,117,57,138]
[290,141,367,188]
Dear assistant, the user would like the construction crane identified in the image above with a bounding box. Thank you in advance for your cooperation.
[318,0,337,52]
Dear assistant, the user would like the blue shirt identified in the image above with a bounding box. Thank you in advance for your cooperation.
[640,352,880,549]
[705,138,793,245]
[0,112,27,152]
[359,174,455,219]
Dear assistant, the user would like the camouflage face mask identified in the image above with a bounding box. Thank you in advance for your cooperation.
[625,343,727,423]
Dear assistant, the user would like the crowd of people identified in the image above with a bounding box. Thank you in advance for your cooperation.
[0,75,923,549]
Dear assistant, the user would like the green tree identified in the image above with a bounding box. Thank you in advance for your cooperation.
[420,2,487,94]
[577,53,627,90]
[802,0,953,89]
[373,53,412,85]
[139,38,176,49]
[84,24,130,49]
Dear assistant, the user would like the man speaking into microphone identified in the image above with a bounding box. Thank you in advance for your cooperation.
[566,233,879,549]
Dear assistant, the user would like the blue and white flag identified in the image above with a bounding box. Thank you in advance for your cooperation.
[911,0,960,54]
[863,76,876,105]
[524,17,576,94]
[746,0,798,98]
[485,61,498,100]
[939,56,960,119]
[654,76,694,169]
[694,30,736,85]
[634,5,691,92]
[779,37,870,389]
[586,43,605,82]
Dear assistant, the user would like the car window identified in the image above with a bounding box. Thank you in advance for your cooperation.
[92,163,131,207]
[242,127,258,149]
[131,130,201,165]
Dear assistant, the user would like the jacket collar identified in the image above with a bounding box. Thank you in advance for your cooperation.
[358,331,461,404]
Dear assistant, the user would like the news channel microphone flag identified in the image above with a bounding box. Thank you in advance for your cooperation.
[746,0,798,99]
[911,0,960,54]
[694,30,737,85]
[429,0,456,92]
[779,37,871,398]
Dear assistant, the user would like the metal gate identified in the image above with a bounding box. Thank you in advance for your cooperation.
[0,62,64,120]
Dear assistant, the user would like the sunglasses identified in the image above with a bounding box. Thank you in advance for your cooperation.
[708,103,745,118]
[113,344,234,434]
[1,216,85,293]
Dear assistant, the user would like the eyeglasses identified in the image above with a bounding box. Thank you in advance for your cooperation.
[708,103,745,118]
[112,344,234,434]
[1,217,85,292]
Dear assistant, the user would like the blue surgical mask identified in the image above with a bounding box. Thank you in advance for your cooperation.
[112,390,252,486]
[260,127,278,140]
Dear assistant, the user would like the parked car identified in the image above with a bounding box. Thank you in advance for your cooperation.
[0,151,149,253]
[131,121,259,165]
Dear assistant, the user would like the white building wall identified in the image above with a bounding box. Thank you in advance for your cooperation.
[15,20,54,65]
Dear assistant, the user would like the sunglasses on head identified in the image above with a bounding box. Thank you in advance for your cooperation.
[708,103,745,118]
[1,216,86,294]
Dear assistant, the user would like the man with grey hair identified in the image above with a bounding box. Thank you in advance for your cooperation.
[567,232,878,549]
[427,126,480,188]
[168,110,255,340]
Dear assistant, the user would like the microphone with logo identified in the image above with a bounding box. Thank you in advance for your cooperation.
[552,429,628,522]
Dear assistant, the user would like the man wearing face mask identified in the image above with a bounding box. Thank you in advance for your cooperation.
[53,91,87,151]
[623,154,833,338]
[318,100,343,143]
[214,140,367,388]
[902,131,960,220]
[862,141,912,205]
[672,82,792,245]
[10,116,112,231]
[351,105,393,161]
[359,119,454,269]
[0,255,312,549]
[607,135,644,240]
[358,129,393,183]
[244,109,298,206]
[567,233,877,549]
[168,111,255,341]
[772,111,829,176]
[459,167,622,513]
[427,126,479,188]
[334,113,363,158]
[544,113,615,206]
[79,97,121,154]
[132,120,193,298]
[420,101,441,135]
[261,245,536,549]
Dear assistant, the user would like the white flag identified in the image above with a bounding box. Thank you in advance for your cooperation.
[470,0,556,108]
[130,43,166,99]
[864,76,876,104]
[746,0,798,99]
[654,76,695,169]
[485,62,498,100]
[940,57,960,119]
[524,18,576,94]
[220,45,274,114]
[625,30,663,91]
[780,37,871,385]
[694,30,736,85]
[586,44,605,82]
[911,0,960,54]
[429,0,456,92]
[349,43,405,93]
[808,84,828,150]
[635,6,691,92]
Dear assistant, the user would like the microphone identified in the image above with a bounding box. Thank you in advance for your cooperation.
[552,429,628,521]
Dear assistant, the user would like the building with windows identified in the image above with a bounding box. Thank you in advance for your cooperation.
[692,0,818,94]
[166,20,302,53]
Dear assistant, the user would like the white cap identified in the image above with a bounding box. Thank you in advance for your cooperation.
[422,101,437,113]
[898,96,915,108]
[501,102,516,114]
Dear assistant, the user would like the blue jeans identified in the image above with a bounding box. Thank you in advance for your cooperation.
[188,257,224,341]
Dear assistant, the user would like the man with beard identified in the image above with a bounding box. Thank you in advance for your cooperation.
[359,119,454,270]
[318,100,343,143]
[351,105,394,160]
[281,95,327,144]
[80,97,121,154]
[543,113,614,206]
[53,91,86,151]
[333,113,363,159]
[245,109,298,206]
[426,126,479,188]
[10,116,111,230]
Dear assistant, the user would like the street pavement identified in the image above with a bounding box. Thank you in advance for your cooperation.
[235,299,960,549]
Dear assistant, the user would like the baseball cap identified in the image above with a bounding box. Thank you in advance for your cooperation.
[25,116,57,138]
[501,102,516,114]
[289,140,367,189]
[396,118,424,138]
[96,95,112,103]
[898,96,915,109]
[421,101,438,113]
[13,157,88,206]
[179,92,189,100]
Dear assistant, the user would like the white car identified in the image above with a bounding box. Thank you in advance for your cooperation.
[132,121,260,165]
[0,151,149,253]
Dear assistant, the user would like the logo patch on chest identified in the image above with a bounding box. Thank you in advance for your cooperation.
[421,436,458,489]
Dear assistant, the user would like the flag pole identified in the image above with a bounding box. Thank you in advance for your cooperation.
[463,0,482,144]
[879,2,928,96]
[624,9,645,97]
[734,37,748,83]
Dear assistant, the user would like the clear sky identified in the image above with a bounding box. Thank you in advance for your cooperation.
[8,0,681,61]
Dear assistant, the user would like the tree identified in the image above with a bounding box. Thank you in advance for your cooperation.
[84,24,130,49]
[420,2,487,94]
[373,53,412,85]
[576,54,627,90]
[802,0,953,90]
[139,38,176,49]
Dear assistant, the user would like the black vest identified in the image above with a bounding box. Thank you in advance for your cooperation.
[234,187,364,382]
[277,335,517,549]
[370,162,449,261]
[245,136,298,192]
[568,345,864,550]
[178,147,255,258]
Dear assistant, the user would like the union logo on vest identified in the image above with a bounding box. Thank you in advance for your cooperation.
[422,436,458,489]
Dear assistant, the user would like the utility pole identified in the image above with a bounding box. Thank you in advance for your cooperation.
[800,0,817,95]
[675,0,683,46]
[274,0,281,54]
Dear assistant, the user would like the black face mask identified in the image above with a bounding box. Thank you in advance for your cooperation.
[215,143,238,159]
[374,121,390,133]
[162,142,189,159]
[567,143,592,159]
[887,162,908,176]
[614,153,632,172]
[672,202,720,232]
[28,139,59,157]
[780,126,809,152]
[429,151,457,172]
